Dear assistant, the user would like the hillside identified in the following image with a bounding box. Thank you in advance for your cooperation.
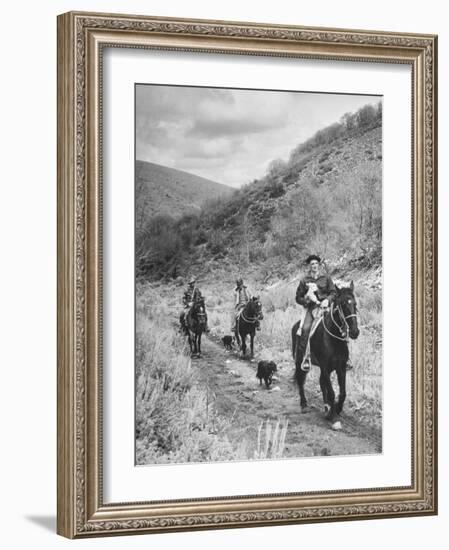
[136,103,382,281]
[136,161,234,226]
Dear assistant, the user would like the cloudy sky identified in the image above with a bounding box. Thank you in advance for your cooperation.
[136,85,379,188]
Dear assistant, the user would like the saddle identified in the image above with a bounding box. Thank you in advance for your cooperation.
[296,306,323,336]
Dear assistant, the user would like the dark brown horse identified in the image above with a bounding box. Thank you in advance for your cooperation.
[291,282,359,425]
[235,297,263,358]
[185,297,207,357]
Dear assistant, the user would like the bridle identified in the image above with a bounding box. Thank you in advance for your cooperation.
[322,301,357,342]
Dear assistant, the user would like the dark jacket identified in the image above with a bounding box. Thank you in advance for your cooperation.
[183,286,202,308]
[295,273,336,308]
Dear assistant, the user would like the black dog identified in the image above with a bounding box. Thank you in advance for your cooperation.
[256,361,278,389]
[222,335,234,351]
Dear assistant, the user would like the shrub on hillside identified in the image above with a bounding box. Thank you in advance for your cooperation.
[268,179,286,198]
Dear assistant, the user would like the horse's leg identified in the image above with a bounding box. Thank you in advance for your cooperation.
[295,368,308,411]
[197,332,202,357]
[325,374,336,421]
[319,370,328,404]
[319,370,336,420]
[336,364,347,415]
[241,331,247,357]
[191,323,198,356]
[291,321,300,359]
[234,317,241,348]
[250,330,255,358]
[234,329,240,348]
[188,331,194,355]
[194,332,199,356]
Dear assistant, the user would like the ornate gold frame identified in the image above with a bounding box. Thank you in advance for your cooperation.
[57,11,438,538]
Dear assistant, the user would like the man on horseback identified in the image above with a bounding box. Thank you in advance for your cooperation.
[180,277,209,333]
[232,277,260,333]
[295,255,336,371]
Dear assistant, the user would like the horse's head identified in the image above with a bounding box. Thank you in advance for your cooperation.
[192,298,207,328]
[250,296,264,320]
[335,281,359,340]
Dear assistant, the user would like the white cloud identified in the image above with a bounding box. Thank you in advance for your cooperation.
[136,85,379,187]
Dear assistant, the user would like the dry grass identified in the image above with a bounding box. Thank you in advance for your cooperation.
[254,418,289,459]
[136,283,247,464]
[136,270,382,465]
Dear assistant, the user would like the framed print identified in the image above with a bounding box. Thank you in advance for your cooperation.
[57,11,438,538]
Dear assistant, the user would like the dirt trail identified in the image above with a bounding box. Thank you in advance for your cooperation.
[192,334,382,459]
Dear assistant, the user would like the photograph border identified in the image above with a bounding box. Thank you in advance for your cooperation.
[57,11,437,538]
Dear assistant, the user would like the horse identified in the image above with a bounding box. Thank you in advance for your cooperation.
[235,296,263,359]
[291,281,359,425]
[185,297,207,357]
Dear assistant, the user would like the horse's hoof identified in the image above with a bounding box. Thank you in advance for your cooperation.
[331,421,342,431]
[324,404,334,419]
[301,405,309,413]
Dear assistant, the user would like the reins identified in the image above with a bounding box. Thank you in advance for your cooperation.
[240,310,259,324]
[323,302,356,342]
[240,303,261,325]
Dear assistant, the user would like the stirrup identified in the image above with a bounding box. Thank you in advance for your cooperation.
[346,359,354,370]
[300,356,311,372]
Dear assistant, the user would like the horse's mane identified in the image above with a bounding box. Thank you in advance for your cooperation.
[337,286,354,296]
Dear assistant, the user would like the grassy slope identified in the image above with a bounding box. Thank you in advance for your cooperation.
[136,160,234,220]
[181,125,382,284]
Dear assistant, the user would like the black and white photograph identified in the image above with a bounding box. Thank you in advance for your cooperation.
[135,83,383,465]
